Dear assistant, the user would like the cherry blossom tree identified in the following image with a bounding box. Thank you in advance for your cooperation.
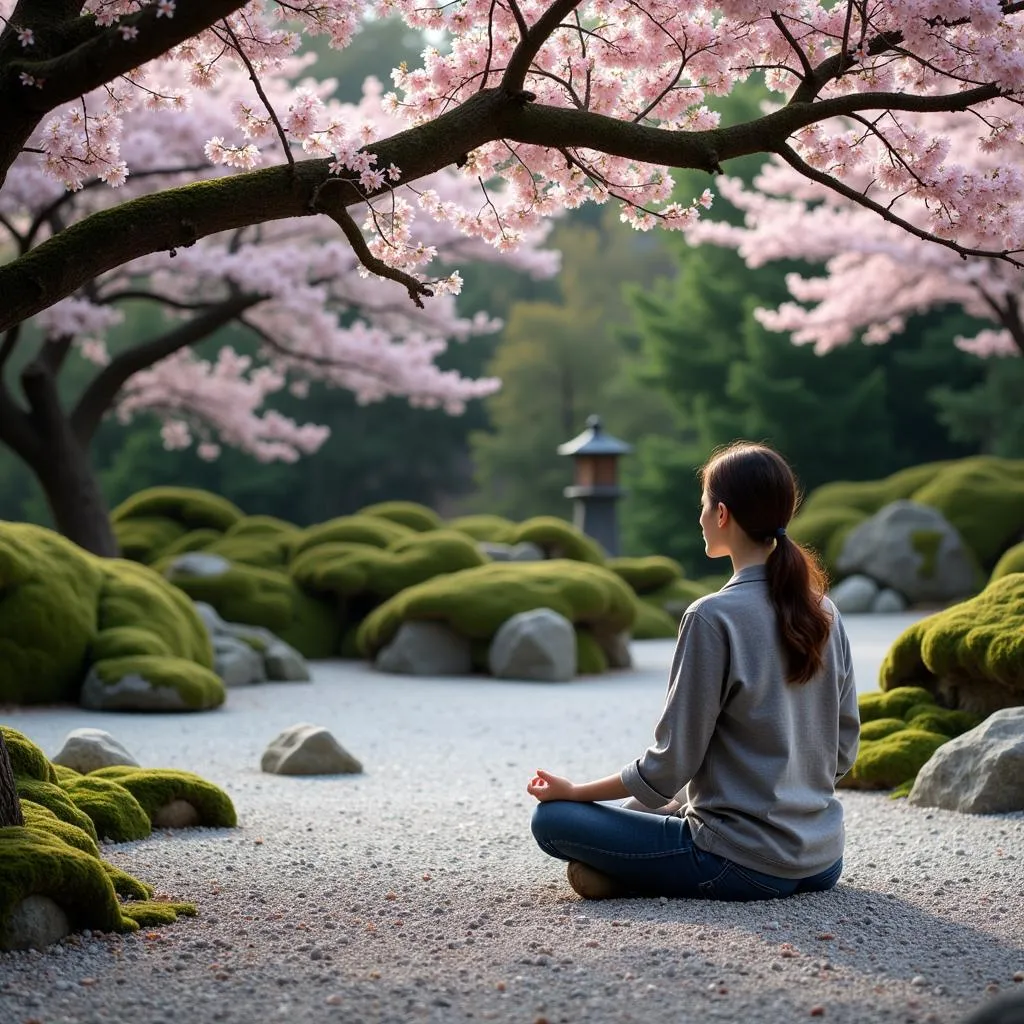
[685,102,1024,358]
[2,0,1024,552]
[0,62,558,555]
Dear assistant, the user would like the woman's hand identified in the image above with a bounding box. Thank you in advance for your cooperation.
[527,768,578,802]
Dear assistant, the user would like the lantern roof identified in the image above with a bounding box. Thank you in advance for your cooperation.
[556,415,632,457]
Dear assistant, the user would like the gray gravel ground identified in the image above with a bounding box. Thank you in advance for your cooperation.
[2,615,1022,1024]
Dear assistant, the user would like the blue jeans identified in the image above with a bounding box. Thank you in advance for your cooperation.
[531,801,843,901]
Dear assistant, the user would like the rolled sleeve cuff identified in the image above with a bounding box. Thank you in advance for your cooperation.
[620,760,672,809]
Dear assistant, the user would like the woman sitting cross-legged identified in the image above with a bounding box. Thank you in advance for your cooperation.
[527,441,860,901]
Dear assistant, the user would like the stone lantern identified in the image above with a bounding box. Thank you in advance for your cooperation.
[556,414,632,556]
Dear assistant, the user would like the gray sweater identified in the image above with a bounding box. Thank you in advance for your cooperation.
[620,565,860,879]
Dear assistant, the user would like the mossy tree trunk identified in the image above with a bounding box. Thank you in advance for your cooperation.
[0,732,23,828]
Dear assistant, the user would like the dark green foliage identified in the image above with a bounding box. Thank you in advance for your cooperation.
[223,515,298,537]
[633,600,680,639]
[1,727,57,784]
[607,555,683,593]
[113,516,187,564]
[991,544,1024,581]
[292,514,413,556]
[848,729,949,790]
[16,780,98,841]
[160,528,224,558]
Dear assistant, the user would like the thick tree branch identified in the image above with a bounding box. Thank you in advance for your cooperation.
[776,143,1023,267]
[504,0,583,94]
[0,81,1005,333]
[70,292,262,443]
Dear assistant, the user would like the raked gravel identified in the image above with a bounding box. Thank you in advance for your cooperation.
[2,619,1022,1024]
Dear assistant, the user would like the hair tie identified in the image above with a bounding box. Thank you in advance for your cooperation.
[775,527,787,540]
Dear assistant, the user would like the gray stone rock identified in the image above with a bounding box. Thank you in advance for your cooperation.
[193,600,226,639]
[599,630,633,670]
[908,707,1024,814]
[79,667,189,711]
[213,635,267,687]
[375,621,473,676]
[0,896,70,952]
[871,588,908,614]
[264,640,311,682]
[829,574,879,614]
[261,723,363,776]
[51,728,140,773]
[480,542,513,561]
[489,608,576,682]
[153,799,201,829]
[509,542,545,562]
[836,501,978,605]
[166,552,231,578]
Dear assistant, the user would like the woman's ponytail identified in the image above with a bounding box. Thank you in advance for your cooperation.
[701,443,832,685]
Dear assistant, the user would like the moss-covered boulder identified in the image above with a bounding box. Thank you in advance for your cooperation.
[0,728,223,949]
[293,514,413,557]
[165,560,338,659]
[202,531,296,570]
[447,514,518,544]
[847,729,950,790]
[607,556,683,594]
[224,515,298,537]
[359,501,444,533]
[575,630,609,674]
[880,573,1024,715]
[511,517,606,564]
[991,542,1024,582]
[293,530,487,605]
[111,487,244,535]
[160,528,224,559]
[632,600,680,639]
[358,560,635,673]
[84,558,224,712]
[113,516,189,564]
[60,776,152,842]
[0,523,105,705]
[89,767,238,828]
[794,457,1024,581]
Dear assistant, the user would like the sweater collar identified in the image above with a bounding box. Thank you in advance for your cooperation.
[723,564,769,588]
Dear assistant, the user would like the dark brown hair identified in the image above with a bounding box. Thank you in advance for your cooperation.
[701,441,831,685]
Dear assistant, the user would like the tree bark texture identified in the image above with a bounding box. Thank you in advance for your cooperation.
[0,730,24,828]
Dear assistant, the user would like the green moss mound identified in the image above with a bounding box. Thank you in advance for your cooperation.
[359,501,444,533]
[788,506,869,578]
[447,514,518,544]
[88,656,225,711]
[224,515,298,537]
[512,517,606,563]
[0,523,105,705]
[293,514,413,556]
[160,528,224,559]
[642,577,713,618]
[293,529,487,603]
[113,516,188,564]
[990,542,1024,582]
[97,559,213,668]
[1,728,57,784]
[111,487,244,534]
[607,556,683,594]
[848,729,949,790]
[88,767,237,828]
[633,599,680,639]
[122,899,198,926]
[165,561,338,659]
[857,686,935,723]
[801,462,950,517]
[16,780,98,841]
[21,802,100,857]
[575,630,609,674]
[203,532,295,569]
[911,456,1024,568]
[904,708,981,738]
[358,560,636,663]
[859,718,908,742]
[880,573,1024,714]
[61,777,152,842]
